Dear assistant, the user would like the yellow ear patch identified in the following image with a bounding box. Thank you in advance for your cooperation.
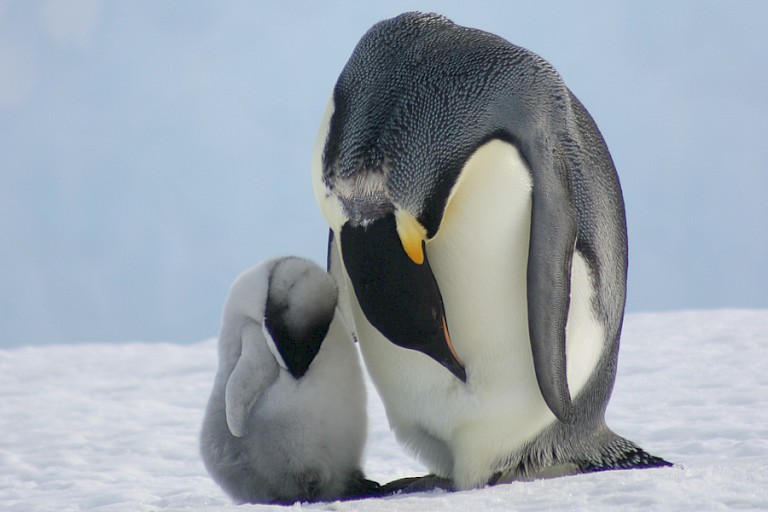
[395,209,427,265]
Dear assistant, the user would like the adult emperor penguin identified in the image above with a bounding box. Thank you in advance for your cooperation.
[200,257,378,504]
[312,12,670,490]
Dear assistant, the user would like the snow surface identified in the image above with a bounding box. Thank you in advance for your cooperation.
[1,310,767,511]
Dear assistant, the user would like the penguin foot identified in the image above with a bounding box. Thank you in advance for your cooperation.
[339,472,455,501]
[340,471,382,500]
[378,474,455,496]
[579,440,673,473]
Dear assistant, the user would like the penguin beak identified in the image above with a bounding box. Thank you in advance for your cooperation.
[394,210,464,372]
[340,213,466,382]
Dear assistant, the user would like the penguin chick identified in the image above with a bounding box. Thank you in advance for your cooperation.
[200,257,377,504]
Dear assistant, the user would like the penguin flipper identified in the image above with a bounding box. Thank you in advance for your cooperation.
[225,321,279,437]
[526,147,577,424]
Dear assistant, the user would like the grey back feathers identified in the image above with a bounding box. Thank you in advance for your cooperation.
[200,257,371,504]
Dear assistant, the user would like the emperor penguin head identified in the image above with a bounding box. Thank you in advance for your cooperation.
[311,79,466,383]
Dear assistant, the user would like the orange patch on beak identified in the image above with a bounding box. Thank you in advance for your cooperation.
[442,316,463,367]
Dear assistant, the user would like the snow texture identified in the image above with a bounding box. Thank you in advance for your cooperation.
[1,310,766,511]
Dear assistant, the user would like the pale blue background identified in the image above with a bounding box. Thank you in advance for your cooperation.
[1,1,766,346]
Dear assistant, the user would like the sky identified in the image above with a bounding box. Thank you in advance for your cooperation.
[1,0,767,346]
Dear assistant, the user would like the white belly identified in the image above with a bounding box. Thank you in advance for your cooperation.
[344,140,605,489]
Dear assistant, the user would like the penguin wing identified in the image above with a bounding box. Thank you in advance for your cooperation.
[225,321,279,437]
[525,135,578,425]
[327,229,358,342]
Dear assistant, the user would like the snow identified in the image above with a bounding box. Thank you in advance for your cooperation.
[1,310,767,511]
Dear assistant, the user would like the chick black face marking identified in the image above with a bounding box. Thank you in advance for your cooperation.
[264,259,337,379]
